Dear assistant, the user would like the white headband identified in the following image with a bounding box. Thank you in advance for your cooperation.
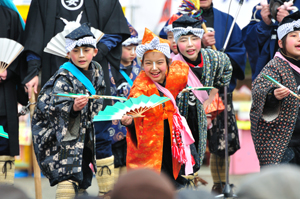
[171,26,204,43]
[122,37,141,46]
[136,37,170,59]
[278,19,300,40]
[65,36,97,52]
[164,24,172,33]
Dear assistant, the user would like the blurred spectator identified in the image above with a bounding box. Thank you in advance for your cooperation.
[111,169,175,199]
[237,165,300,199]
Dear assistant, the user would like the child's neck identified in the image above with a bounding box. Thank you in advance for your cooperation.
[182,51,202,66]
[120,60,132,67]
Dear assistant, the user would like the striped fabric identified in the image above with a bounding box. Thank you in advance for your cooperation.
[65,36,97,52]
[172,27,204,43]
[136,36,170,59]
[277,19,300,40]
[210,153,230,184]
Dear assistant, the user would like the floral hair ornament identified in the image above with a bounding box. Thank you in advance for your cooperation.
[136,28,171,59]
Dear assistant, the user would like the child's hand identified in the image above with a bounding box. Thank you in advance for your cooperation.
[274,87,290,100]
[73,96,88,112]
[0,70,7,83]
[121,115,133,126]
[207,116,212,130]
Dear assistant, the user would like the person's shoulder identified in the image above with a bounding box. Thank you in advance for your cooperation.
[0,5,19,18]
[212,7,233,19]
[202,48,230,62]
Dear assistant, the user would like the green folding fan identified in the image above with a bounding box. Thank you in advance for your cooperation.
[93,94,170,121]
[181,86,215,93]
[262,73,300,100]
[53,93,127,101]
[0,126,8,139]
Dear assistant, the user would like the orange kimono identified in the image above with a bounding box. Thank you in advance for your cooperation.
[126,60,189,179]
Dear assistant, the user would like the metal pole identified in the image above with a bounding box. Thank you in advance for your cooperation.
[221,0,244,52]
[216,1,244,198]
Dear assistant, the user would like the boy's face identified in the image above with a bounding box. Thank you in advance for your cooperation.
[279,30,300,60]
[142,52,167,84]
[121,45,137,66]
[167,32,178,54]
[177,34,201,61]
[67,46,98,70]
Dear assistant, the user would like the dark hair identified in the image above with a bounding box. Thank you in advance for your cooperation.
[280,35,287,54]
[141,53,170,75]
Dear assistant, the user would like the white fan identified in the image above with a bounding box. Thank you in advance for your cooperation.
[44,27,104,58]
[44,11,104,58]
[0,38,24,73]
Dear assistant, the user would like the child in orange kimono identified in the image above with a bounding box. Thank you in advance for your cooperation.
[121,28,193,189]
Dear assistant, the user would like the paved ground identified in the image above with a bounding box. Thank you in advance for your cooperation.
[13,166,257,199]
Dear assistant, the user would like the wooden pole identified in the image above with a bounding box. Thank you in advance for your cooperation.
[29,90,42,199]
[198,0,217,51]
[201,23,217,50]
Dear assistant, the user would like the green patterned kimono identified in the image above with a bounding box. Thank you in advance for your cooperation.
[175,48,232,164]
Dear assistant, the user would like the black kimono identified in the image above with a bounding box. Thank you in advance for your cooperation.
[0,6,28,156]
[22,0,130,103]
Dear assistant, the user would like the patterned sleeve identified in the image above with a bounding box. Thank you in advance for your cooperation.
[213,51,233,88]
[50,75,76,143]
[251,59,281,125]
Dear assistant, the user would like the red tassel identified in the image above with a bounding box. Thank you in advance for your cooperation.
[179,147,187,163]
[191,155,195,166]
[172,144,179,159]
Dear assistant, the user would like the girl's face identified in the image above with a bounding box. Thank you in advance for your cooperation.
[121,45,137,66]
[142,52,168,84]
[279,30,300,60]
[167,32,178,54]
[68,47,98,70]
[177,34,201,61]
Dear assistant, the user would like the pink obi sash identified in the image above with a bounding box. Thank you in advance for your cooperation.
[153,81,195,175]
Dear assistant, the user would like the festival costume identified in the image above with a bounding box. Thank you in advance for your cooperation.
[109,21,141,181]
[168,4,243,191]
[0,1,27,185]
[242,0,300,81]
[251,12,300,167]
[32,24,105,199]
[174,50,232,163]
[171,14,232,164]
[126,28,192,188]
[126,61,189,181]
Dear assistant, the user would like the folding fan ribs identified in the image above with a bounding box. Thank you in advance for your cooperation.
[53,93,127,101]
[180,86,214,93]
[93,94,171,122]
[0,38,24,73]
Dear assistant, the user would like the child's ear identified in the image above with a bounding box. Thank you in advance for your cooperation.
[93,48,98,57]
[278,39,283,49]
[67,52,70,59]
